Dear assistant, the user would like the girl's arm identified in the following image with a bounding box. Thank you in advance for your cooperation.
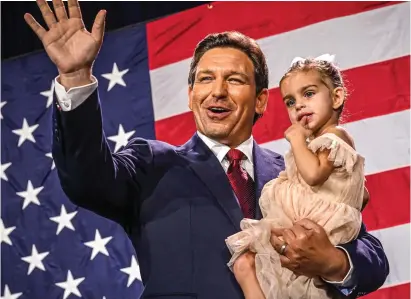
[290,127,354,186]
[290,137,334,186]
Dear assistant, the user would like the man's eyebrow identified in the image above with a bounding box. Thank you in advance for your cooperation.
[228,71,249,79]
[196,69,214,75]
[196,69,250,79]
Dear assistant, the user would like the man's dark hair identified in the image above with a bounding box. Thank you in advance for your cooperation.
[188,31,269,124]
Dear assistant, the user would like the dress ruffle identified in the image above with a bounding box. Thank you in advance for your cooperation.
[307,133,358,174]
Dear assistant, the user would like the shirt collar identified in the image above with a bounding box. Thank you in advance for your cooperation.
[197,131,254,164]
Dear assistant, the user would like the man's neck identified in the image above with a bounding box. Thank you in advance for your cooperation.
[196,131,254,165]
[196,131,253,148]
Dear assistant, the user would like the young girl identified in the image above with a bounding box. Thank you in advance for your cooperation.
[225,55,369,299]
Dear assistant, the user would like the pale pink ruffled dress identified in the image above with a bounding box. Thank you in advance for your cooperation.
[225,133,365,299]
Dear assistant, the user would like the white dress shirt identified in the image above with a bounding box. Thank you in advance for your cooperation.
[197,131,254,179]
[53,75,354,289]
[54,75,99,111]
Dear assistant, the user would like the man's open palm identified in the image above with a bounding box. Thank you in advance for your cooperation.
[24,0,106,75]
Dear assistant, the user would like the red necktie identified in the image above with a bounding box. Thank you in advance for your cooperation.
[226,149,256,218]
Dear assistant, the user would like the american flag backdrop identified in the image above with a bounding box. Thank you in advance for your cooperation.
[1,1,410,299]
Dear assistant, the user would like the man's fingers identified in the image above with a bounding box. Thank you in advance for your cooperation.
[68,0,82,19]
[52,0,68,21]
[271,227,284,237]
[270,233,285,252]
[279,254,292,267]
[36,0,57,29]
[295,218,320,233]
[91,10,106,43]
[24,13,47,40]
[288,224,309,240]
[279,254,302,274]
[271,227,287,253]
[282,228,296,244]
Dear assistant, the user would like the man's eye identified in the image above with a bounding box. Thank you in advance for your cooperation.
[199,76,212,82]
[228,78,243,84]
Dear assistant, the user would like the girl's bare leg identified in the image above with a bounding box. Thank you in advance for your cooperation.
[233,251,266,299]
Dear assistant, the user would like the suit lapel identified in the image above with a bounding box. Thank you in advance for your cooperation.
[177,134,243,231]
[253,141,285,219]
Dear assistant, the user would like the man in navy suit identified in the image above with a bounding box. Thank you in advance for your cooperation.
[25,0,388,298]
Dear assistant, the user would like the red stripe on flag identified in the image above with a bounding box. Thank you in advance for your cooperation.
[147,1,401,69]
[154,111,194,146]
[362,283,410,299]
[363,167,410,231]
[154,56,410,146]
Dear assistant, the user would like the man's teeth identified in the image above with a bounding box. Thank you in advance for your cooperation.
[210,108,228,113]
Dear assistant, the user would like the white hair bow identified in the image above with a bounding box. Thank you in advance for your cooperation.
[290,54,335,67]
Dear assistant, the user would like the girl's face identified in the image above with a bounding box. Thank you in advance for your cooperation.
[280,69,344,135]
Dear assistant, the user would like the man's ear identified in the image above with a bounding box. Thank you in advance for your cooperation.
[332,87,345,110]
[255,88,269,115]
[188,86,193,111]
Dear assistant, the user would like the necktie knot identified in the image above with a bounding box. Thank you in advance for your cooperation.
[226,149,245,162]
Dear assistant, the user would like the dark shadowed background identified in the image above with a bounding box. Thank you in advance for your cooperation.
[1,1,209,60]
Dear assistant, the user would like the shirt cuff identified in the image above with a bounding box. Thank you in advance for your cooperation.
[322,246,355,289]
[54,75,98,111]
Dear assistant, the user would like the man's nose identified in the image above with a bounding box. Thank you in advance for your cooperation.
[211,78,228,99]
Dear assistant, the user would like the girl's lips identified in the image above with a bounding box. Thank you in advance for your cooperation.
[297,112,313,121]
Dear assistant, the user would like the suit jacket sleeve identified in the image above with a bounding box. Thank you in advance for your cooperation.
[52,89,152,229]
[339,224,390,297]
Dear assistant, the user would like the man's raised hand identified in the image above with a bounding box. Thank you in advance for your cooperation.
[24,0,106,87]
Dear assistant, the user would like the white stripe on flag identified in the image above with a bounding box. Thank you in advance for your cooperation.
[150,2,410,121]
[261,110,410,175]
[370,223,410,288]
[259,2,410,90]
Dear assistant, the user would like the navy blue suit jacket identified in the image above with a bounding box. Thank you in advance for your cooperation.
[52,90,389,298]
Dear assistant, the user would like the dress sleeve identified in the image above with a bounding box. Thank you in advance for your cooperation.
[307,133,359,173]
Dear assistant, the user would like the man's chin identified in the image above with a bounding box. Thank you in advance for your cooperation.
[203,130,230,140]
[201,124,231,139]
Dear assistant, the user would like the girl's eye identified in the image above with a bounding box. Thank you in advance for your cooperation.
[304,91,315,98]
[286,98,295,107]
